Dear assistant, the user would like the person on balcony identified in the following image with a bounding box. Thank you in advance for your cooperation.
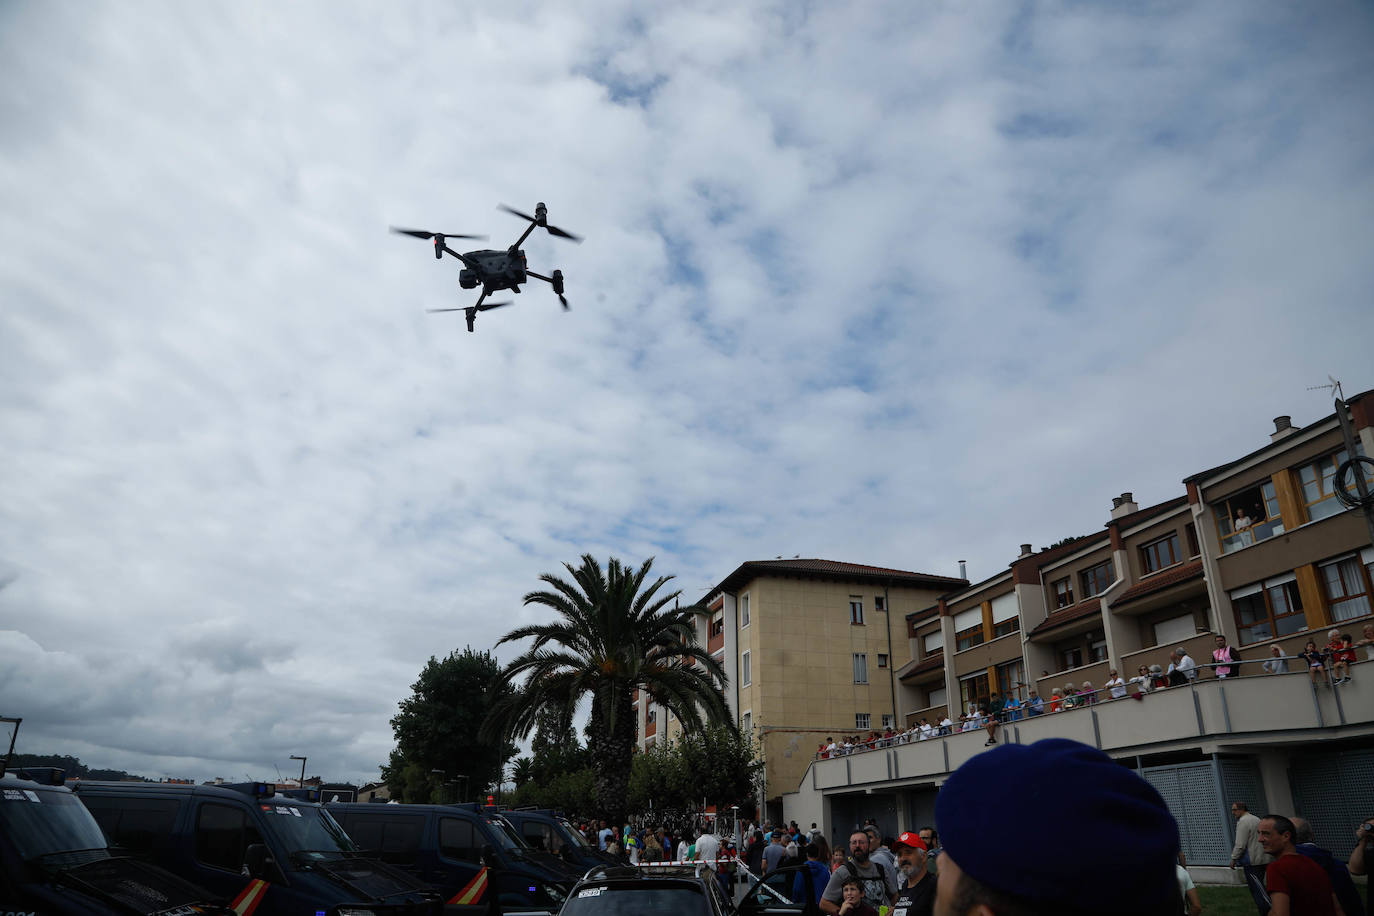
[1129,664,1154,693]
[1235,508,1255,546]
[1356,623,1374,661]
[1080,680,1100,705]
[1049,687,1063,712]
[1105,670,1128,699]
[1026,691,1044,715]
[1298,640,1333,687]
[1264,645,1291,675]
[1168,647,1199,686]
[1213,635,1243,678]
[1331,634,1357,686]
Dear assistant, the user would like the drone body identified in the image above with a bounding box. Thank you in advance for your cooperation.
[392,202,579,332]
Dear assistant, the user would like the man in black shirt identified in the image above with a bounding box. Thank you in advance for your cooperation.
[891,831,934,916]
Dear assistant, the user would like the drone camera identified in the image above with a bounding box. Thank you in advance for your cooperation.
[459,269,479,290]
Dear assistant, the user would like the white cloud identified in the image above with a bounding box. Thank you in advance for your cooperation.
[1,0,1372,784]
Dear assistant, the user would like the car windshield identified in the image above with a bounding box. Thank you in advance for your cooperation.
[558,817,592,849]
[559,884,712,916]
[482,814,525,852]
[259,803,358,860]
[1,784,111,860]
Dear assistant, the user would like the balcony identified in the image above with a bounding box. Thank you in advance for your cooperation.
[807,665,1374,793]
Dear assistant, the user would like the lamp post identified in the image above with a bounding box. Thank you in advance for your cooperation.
[290,755,307,787]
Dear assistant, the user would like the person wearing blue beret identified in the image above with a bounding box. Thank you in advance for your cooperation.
[933,738,1180,916]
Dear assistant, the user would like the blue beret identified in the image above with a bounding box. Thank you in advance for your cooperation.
[935,738,1178,915]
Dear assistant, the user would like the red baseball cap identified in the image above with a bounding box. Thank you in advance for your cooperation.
[892,831,928,851]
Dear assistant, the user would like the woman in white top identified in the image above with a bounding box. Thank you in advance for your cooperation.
[1128,664,1153,694]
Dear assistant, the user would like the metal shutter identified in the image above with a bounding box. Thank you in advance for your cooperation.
[1143,762,1228,864]
[1290,748,1374,859]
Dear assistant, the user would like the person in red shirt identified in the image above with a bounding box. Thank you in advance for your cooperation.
[1257,814,1345,916]
[1331,634,1357,685]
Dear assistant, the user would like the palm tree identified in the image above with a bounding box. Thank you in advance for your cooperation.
[481,554,729,822]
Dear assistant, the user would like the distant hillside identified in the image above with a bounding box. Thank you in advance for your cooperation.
[5,753,153,782]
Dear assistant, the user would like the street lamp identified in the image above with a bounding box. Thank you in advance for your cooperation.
[290,755,307,787]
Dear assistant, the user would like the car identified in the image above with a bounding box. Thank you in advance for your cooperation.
[556,863,735,916]
[327,801,578,912]
[72,779,440,915]
[1,766,234,916]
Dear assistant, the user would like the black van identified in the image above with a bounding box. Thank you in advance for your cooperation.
[495,809,618,872]
[72,780,440,916]
[0,767,233,916]
[327,802,578,913]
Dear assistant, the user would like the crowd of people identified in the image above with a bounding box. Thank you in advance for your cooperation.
[815,625,1374,758]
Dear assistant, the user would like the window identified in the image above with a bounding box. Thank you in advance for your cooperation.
[741,651,751,687]
[850,598,865,625]
[439,818,478,861]
[877,654,889,668]
[923,632,944,656]
[993,617,1020,638]
[1052,577,1074,609]
[1153,614,1196,646]
[1080,561,1113,599]
[955,623,984,651]
[741,712,751,734]
[996,659,1026,701]
[1300,446,1372,523]
[1058,644,1084,670]
[881,714,895,729]
[853,653,869,684]
[709,614,724,637]
[928,687,947,708]
[958,672,989,712]
[646,707,656,724]
[195,803,251,872]
[740,594,750,628]
[1214,481,1284,553]
[1319,554,1373,622]
[875,595,886,612]
[855,713,871,730]
[1090,636,1108,663]
[85,797,180,855]
[1142,533,1182,574]
[1231,574,1306,644]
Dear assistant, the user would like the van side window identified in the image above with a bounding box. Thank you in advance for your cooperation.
[195,802,252,872]
[82,797,181,854]
[439,818,478,862]
[522,823,557,853]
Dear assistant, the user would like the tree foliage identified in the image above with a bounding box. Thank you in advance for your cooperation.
[382,646,517,803]
[481,555,730,822]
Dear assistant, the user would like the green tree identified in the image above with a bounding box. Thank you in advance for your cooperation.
[481,555,730,822]
[382,647,517,802]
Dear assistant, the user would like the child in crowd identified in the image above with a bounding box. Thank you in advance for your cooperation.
[1331,633,1357,685]
[1298,640,1332,686]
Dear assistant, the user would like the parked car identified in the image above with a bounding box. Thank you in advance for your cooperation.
[1,766,234,916]
[328,801,578,912]
[72,780,440,915]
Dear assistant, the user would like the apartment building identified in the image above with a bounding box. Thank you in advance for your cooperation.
[793,390,1374,866]
[635,559,966,823]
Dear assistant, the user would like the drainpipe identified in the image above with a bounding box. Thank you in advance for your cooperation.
[884,583,898,727]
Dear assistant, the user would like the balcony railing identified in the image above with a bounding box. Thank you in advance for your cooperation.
[809,658,1373,790]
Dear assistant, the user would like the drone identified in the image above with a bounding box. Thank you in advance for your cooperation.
[391,202,582,332]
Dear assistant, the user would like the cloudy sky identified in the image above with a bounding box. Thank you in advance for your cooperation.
[2,1,1372,786]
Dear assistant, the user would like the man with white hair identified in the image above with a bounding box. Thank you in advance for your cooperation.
[1168,646,1198,686]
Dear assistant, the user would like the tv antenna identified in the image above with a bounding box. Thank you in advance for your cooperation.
[1307,375,1344,401]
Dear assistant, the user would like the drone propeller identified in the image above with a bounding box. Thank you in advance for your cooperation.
[558,294,569,311]
[498,204,583,243]
[390,227,487,241]
[426,301,512,313]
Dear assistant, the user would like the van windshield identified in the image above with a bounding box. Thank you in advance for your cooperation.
[1,785,111,860]
[557,817,593,849]
[259,803,358,860]
[482,814,526,851]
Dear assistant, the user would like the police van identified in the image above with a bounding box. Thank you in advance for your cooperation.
[494,809,618,872]
[326,802,577,913]
[1,766,233,916]
[72,780,440,916]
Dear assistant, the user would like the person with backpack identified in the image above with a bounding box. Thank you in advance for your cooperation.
[819,829,897,914]
[792,843,831,906]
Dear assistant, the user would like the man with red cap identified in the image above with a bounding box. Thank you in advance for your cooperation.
[892,831,934,916]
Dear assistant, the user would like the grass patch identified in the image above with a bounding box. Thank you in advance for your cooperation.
[1196,885,1257,916]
